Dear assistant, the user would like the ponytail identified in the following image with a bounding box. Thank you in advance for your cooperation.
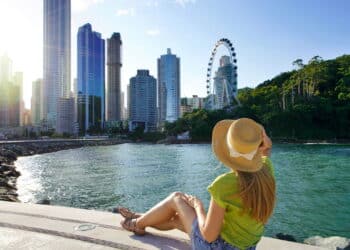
[237,164,276,224]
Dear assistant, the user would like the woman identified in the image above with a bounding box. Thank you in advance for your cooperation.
[120,118,276,250]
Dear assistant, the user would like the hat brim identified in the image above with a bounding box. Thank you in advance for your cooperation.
[212,120,263,172]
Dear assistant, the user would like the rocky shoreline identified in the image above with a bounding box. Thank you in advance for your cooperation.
[0,139,127,202]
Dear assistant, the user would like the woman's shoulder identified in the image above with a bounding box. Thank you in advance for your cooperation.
[208,172,238,190]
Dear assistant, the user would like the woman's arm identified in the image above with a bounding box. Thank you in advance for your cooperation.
[184,195,225,242]
[260,129,272,157]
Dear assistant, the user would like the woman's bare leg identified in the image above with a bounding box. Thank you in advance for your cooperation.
[118,207,185,232]
[134,192,197,235]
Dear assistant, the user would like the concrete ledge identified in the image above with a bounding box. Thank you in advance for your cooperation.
[0,201,325,249]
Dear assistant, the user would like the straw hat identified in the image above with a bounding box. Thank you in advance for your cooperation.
[212,118,263,172]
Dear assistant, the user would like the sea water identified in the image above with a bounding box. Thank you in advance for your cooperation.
[16,143,350,241]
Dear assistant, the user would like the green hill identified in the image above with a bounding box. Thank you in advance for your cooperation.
[166,55,350,141]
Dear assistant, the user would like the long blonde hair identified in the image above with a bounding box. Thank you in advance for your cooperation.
[237,164,276,224]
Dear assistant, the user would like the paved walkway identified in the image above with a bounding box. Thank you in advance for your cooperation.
[0,201,325,250]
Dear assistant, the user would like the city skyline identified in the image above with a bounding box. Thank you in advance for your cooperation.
[0,0,349,109]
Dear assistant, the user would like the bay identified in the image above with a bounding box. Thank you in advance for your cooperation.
[16,143,350,241]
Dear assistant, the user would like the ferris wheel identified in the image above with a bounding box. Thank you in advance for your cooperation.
[206,38,240,110]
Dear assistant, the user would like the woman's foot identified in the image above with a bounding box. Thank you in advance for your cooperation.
[121,218,146,236]
[115,207,141,219]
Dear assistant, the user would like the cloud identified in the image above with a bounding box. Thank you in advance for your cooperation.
[146,29,160,36]
[72,0,104,12]
[116,8,135,16]
[175,0,196,7]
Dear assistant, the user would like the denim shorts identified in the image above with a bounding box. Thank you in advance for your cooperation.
[190,218,256,250]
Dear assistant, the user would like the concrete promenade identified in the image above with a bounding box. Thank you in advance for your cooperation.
[0,201,326,250]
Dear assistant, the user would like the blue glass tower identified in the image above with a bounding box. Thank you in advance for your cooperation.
[77,23,105,134]
[158,48,180,123]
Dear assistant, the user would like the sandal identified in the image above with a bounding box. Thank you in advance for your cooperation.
[114,207,140,219]
[121,218,146,236]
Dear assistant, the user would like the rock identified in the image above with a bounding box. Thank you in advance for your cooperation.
[0,194,19,202]
[3,170,21,178]
[304,236,350,250]
[0,179,17,190]
[0,163,15,172]
[275,233,297,242]
[341,244,350,250]
[37,199,51,205]
[0,156,6,164]
[0,149,17,162]
[0,187,8,194]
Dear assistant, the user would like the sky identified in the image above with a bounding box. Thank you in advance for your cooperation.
[0,0,349,109]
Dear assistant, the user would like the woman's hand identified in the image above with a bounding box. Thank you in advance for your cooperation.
[183,194,203,209]
[259,129,272,157]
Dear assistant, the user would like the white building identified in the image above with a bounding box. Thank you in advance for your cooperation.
[213,55,237,109]
[43,0,71,129]
[31,79,43,125]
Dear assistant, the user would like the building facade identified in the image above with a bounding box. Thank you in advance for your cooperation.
[31,79,43,125]
[13,72,24,126]
[128,70,157,132]
[56,97,75,134]
[77,23,105,134]
[180,95,205,117]
[0,54,12,85]
[157,48,180,123]
[213,55,237,109]
[0,83,20,128]
[0,55,22,128]
[107,33,122,122]
[43,0,71,130]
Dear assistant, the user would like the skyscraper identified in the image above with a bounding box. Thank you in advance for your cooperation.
[43,0,71,129]
[0,55,21,128]
[0,54,12,85]
[158,48,180,123]
[31,79,43,125]
[77,23,105,134]
[107,33,122,122]
[213,55,237,109]
[128,70,157,132]
[57,97,75,134]
[13,72,24,126]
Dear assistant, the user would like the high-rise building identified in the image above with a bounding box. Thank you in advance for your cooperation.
[121,91,127,120]
[31,79,43,125]
[128,70,157,132]
[213,55,237,109]
[43,0,71,129]
[0,83,20,128]
[13,72,24,126]
[77,23,105,134]
[158,48,180,123]
[0,54,12,85]
[107,32,122,122]
[57,97,75,134]
[0,55,21,128]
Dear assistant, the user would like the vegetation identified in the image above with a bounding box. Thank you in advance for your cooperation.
[166,55,350,141]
